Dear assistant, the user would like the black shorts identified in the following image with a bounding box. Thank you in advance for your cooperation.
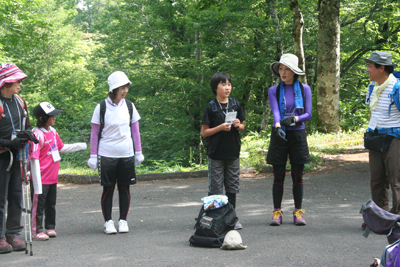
[99,156,136,186]
[266,129,310,165]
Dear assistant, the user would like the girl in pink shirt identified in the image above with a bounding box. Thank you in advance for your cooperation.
[30,102,86,241]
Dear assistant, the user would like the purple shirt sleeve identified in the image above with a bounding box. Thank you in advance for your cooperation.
[131,121,142,153]
[90,123,100,155]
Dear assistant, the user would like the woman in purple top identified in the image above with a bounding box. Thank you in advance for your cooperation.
[266,54,312,226]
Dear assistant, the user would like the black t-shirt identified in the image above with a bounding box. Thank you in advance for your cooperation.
[201,98,245,160]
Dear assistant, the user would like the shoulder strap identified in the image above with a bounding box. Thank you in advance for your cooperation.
[97,100,106,153]
[210,99,218,112]
[227,97,238,111]
[14,95,25,110]
[388,78,400,116]
[125,99,133,124]
[367,83,375,104]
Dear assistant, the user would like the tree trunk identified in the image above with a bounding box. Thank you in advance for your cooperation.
[289,0,307,84]
[266,0,282,61]
[261,0,282,132]
[317,0,340,132]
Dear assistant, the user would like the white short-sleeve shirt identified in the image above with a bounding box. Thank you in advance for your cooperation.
[366,78,400,129]
[91,98,141,158]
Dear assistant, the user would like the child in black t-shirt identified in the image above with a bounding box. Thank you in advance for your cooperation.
[201,72,245,229]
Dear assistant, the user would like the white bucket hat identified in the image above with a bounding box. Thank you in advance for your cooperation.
[220,230,247,250]
[107,71,132,92]
[270,53,305,77]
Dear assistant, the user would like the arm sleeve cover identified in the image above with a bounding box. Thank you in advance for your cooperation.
[131,121,142,153]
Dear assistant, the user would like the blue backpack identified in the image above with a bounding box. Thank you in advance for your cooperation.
[367,71,400,116]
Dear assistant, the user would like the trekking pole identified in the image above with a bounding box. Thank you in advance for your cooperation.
[19,110,33,256]
[19,145,33,256]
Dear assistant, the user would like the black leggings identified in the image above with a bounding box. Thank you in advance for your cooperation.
[272,164,304,210]
[101,184,131,222]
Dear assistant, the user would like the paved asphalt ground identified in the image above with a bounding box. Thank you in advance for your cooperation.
[1,151,389,266]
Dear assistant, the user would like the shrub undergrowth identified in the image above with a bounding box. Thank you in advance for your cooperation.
[59,129,365,175]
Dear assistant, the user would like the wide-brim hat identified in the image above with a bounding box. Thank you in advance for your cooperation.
[108,71,132,92]
[0,64,27,88]
[364,51,397,67]
[33,102,62,117]
[270,53,305,77]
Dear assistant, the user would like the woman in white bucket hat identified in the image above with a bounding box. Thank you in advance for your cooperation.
[266,54,312,226]
[88,71,144,235]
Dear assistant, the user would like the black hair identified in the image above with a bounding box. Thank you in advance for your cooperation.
[36,114,50,128]
[373,63,394,74]
[210,72,232,96]
[108,83,130,101]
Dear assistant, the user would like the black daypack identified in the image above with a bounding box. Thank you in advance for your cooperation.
[189,202,238,248]
[361,199,400,244]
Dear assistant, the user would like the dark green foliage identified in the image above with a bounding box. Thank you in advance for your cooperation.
[1,0,400,169]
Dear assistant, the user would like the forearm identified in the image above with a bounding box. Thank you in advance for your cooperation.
[201,124,222,138]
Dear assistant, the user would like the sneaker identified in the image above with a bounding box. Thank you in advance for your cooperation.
[0,238,12,254]
[104,220,117,234]
[118,220,129,233]
[45,229,57,238]
[234,220,243,230]
[293,209,306,226]
[270,209,283,226]
[33,232,49,241]
[6,238,26,251]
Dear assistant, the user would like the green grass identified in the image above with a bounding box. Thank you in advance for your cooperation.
[59,129,365,175]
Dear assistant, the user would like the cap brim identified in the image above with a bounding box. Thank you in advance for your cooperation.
[47,109,62,116]
[364,58,398,67]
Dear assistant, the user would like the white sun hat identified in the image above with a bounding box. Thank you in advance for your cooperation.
[220,230,247,250]
[270,53,305,77]
[107,71,132,92]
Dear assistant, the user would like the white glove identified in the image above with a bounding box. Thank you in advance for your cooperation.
[135,152,144,166]
[88,155,98,170]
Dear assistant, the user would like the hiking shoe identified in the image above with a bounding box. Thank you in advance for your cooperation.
[104,220,117,234]
[270,209,283,226]
[0,238,12,254]
[293,209,306,226]
[45,229,57,238]
[118,220,129,233]
[33,232,49,241]
[234,220,243,230]
[6,238,25,251]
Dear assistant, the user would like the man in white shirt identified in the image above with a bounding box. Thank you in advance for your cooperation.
[364,51,400,215]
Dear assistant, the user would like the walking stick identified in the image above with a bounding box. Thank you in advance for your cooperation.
[18,109,34,256]
[19,144,33,256]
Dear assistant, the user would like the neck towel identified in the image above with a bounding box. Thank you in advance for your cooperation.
[370,73,395,110]
[278,80,303,132]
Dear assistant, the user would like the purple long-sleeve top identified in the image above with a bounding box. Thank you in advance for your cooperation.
[268,82,312,130]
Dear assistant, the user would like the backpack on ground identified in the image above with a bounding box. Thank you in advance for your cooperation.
[360,199,400,244]
[189,202,238,248]
[381,239,400,267]
[367,71,400,116]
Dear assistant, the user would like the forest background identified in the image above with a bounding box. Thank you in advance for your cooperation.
[1,0,399,174]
